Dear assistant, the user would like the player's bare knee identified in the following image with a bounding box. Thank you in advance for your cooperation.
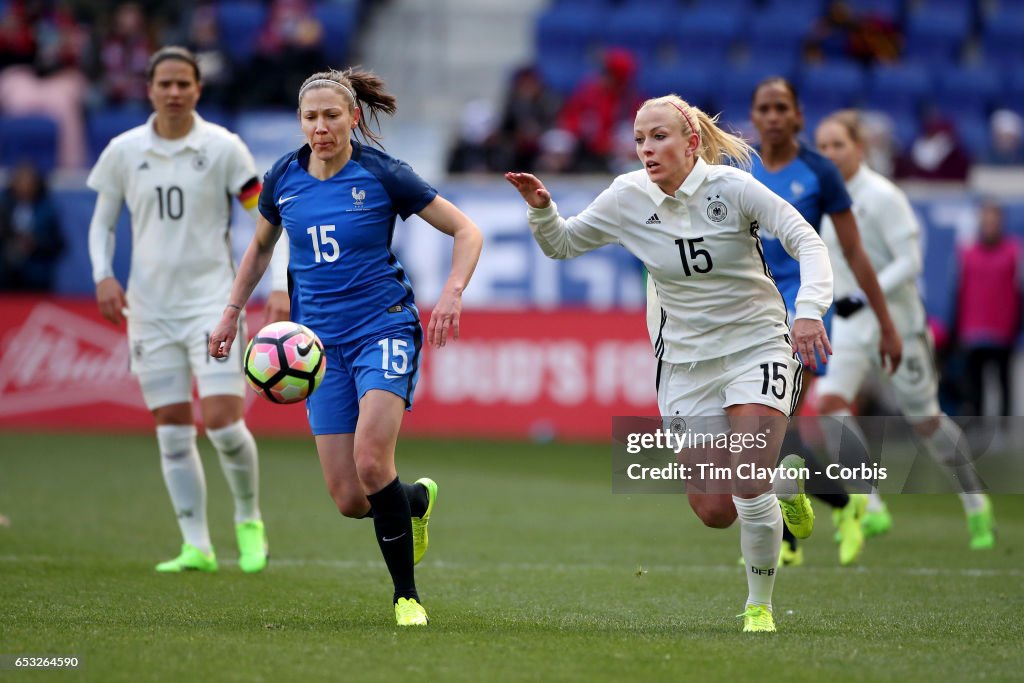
[690,497,736,528]
[817,393,850,415]
[353,452,391,491]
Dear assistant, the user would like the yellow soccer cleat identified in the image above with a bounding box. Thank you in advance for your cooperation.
[738,604,776,633]
[836,494,866,566]
[236,520,269,573]
[777,454,814,540]
[967,495,996,550]
[412,477,437,566]
[155,543,218,573]
[779,542,804,567]
[395,597,429,626]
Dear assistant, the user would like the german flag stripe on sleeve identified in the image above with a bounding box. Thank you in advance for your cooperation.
[238,177,261,210]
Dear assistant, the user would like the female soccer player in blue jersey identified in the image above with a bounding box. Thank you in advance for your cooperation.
[209,68,483,626]
[749,77,901,565]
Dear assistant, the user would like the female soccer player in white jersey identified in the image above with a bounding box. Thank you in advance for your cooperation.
[506,95,834,633]
[208,68,483,626]
[87,47,290,575]
[814,111,995,550]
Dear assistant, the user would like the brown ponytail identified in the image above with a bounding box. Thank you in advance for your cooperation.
[297,67,398,148]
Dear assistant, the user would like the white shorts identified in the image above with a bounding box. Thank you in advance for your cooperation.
[128,312,247,410]
[657,336,803,433]
[817,329,940,420]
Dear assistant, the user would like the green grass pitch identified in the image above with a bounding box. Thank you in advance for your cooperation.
[1,432,1022,681]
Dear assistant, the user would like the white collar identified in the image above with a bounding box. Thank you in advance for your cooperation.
[643,157,710,206]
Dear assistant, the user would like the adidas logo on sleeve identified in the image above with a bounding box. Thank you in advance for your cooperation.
[645,213,661,224]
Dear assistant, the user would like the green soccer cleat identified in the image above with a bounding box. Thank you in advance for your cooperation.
[395,597,429,626]
[777,454,814,540]
[412,477,437,566]
[236,520,269,573]
[155,543,218,573]
[861,503,893,538]
[779,542,804,567]
[738,604,776,633]
[967,496,996,550]
[836,494,866,566]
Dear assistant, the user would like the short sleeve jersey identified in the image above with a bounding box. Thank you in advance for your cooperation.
[751,142,852,295]
[259,141,437,345]
[87,113,259,321]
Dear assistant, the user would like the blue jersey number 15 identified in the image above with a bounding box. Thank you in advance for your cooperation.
[307,225,339,263]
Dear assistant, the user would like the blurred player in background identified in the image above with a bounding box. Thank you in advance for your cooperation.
[507,94,834,633]
[815,111,995,550]
[87,47,290,574]
[209,68,483,627]
[749,77,902,566]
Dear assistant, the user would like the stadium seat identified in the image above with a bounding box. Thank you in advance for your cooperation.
[720,62,798,112]
[637,63,713,108]
[535,6,605,63]
[666,10,739,66]
[196,105,235,131]
[0,115,58,173]
[799,61,867,110]
[935,63,1003,116]
[314,2,356,64]
[216,1,268,65]
[981,8,1024,64]
[601,6,671,66]
[86,107,150,164]
[865,63,932,113]
[903,9,969,64]
[537,55,593,96]
[953,111,991,157]
[848,0,904,23]
[1000,203,1024,240]
[687,0,751,12]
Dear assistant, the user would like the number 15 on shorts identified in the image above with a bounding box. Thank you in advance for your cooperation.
[378,338,409,378]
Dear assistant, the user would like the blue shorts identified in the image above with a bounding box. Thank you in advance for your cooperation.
[780,280,834,378]
[306,324,422,435]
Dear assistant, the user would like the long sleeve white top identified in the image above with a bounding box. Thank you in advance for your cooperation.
[527,158,833,363]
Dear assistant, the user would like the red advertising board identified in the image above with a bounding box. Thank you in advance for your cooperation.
[0,296,657,440]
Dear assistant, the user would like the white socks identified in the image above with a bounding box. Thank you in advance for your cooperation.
[157,424,211,553]
[206,420,261,524]
[921,415,986,513]
[734,492,783,609]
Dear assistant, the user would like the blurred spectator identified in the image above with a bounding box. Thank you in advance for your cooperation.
[982,109,1024,166]
[447,98,499,174]
[805,1,901,65]
[556,48,643,173]
[96,2,153,106]
[246,0,325,106]
[0,0,90,168]
[495,65,561,172]
[859,109,897,177]
[186,4,233,107]
[954,203,1021,417]
[0,161,65,291]
[894,115,971,182]
[535,128,575,174]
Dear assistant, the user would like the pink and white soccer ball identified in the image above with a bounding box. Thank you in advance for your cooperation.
[244,321,326,404]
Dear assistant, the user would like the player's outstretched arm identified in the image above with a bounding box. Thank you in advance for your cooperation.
[504,172,552,209]
[830,209,903,373]
[416,196,484,348]
[209,215,283,358]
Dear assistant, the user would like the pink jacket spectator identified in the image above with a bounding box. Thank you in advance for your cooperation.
[956,238,1022,347]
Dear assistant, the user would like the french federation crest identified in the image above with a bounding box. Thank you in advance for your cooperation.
[351,187,365,207]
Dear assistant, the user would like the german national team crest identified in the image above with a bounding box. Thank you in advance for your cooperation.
[191,153,209,171]
[706,200,727,222]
